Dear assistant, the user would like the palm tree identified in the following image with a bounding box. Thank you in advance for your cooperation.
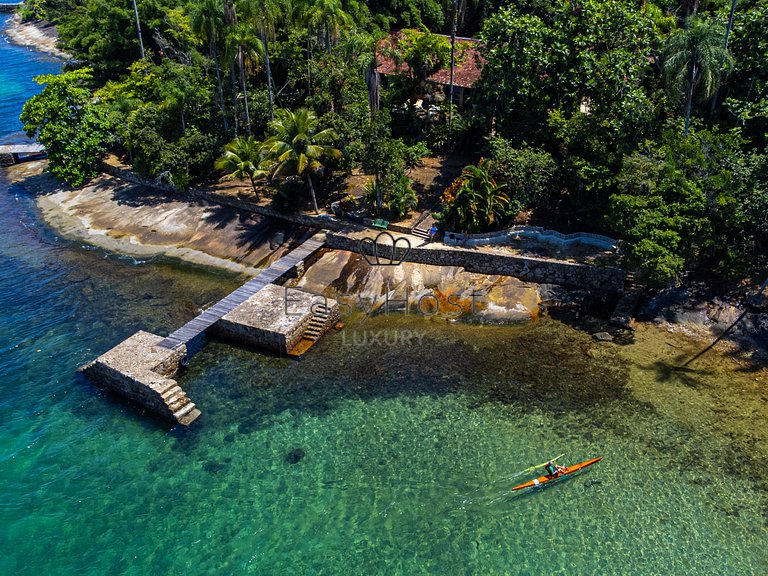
[215,136,267,196]
[226,23,263,136]
[261,108,341,213]
[663,17,732,135]
[298,0,353,54]
[191,0,228,132]
[440,159,509,233]
[238,0,286,121]
[131,0,145,60]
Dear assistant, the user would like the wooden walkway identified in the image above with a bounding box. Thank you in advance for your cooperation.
[158,232,326,350]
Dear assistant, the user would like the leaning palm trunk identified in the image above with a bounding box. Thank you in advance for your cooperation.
[307,171,319,214]
[684,58,697,135]
[238,47,252,135]
[261,30,275,121]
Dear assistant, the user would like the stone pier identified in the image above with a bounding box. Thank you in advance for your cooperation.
[209,284,340,355]
[79,331,201,426]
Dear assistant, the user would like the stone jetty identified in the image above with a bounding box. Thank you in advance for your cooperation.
[79,331,200,425]
[80,233,336,427]
[210,284,339,355]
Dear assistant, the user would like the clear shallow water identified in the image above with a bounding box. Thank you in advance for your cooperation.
[1,18,767,576]
[0,15,62,142]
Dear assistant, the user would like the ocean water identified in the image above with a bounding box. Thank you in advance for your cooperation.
[0,15,62,142]
[1,16,767,576]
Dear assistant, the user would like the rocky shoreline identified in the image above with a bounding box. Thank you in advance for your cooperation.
[5,160,310,278]
[5,159,766,361]
[2,14,68,58]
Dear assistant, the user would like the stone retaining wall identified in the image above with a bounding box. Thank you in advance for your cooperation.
[326,233,625,293]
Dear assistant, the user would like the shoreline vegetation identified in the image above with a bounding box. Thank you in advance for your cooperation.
[2,0,766,361]
[7,158,766,364]
[3,14,68,58]
[13,0,768,293]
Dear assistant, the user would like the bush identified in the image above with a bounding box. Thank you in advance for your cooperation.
[487,137,558,212]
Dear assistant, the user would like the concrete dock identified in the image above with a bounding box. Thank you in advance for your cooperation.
[80,233,337,426]
[79,331,200,425]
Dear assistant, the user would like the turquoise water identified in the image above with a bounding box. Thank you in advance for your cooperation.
[0,15,62,141]
[1,17,767,576]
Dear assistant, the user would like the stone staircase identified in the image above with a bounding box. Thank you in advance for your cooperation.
[411,227,431,240]
[158,382,201,425]
[79,331,202,426]
[303,305,331,342]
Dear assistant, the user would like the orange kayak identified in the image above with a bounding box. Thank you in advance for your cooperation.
[511,457,603,491]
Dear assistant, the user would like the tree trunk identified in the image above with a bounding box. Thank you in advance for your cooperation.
[211,39,229,133]
[325,21,331,53]
[448,0,457,144]
[239,46,251,136]
[709,0,737,118]
[365,62,379,118]
[307,171,319,214]
[131,0,145,60]
[249,173,259,198]
[261,30,275,121]
[307,33,312,98]
[684,58,697,136]
[230,63,238,134]
[180,106,186,136]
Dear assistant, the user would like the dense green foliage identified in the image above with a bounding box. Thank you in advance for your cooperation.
[21,69,116,186]
[260,107,341,212]
[437,158,509,233]
[20,0,768,285]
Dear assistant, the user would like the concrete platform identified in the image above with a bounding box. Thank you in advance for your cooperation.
[79,331,200,425]
[209,284,340,355]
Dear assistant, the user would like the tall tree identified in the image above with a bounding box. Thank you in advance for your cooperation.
[298,0,353,53]
[238,0,285,121]
[663,17,732,135]
[226,23,263,136]
[21,68,116,187]
[261,108,341,213]
[131,0,145,60]
[191,0,229,132]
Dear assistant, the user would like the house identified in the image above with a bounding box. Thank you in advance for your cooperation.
[374,31,486,108]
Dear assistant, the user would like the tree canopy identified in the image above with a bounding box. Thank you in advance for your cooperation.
[19,0,768,285]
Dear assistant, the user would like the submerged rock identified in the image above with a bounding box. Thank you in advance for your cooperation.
[285,447,305,464]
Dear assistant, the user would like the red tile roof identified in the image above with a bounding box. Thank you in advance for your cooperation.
[376,31,485,89]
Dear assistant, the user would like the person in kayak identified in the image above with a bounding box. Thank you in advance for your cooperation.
[544,461,566,477]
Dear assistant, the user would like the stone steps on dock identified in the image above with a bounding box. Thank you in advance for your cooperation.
[303,306,330,342]
[79,331,201,426]
[173,402,201,425]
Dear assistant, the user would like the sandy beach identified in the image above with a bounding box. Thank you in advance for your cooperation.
[3,14,68,58]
